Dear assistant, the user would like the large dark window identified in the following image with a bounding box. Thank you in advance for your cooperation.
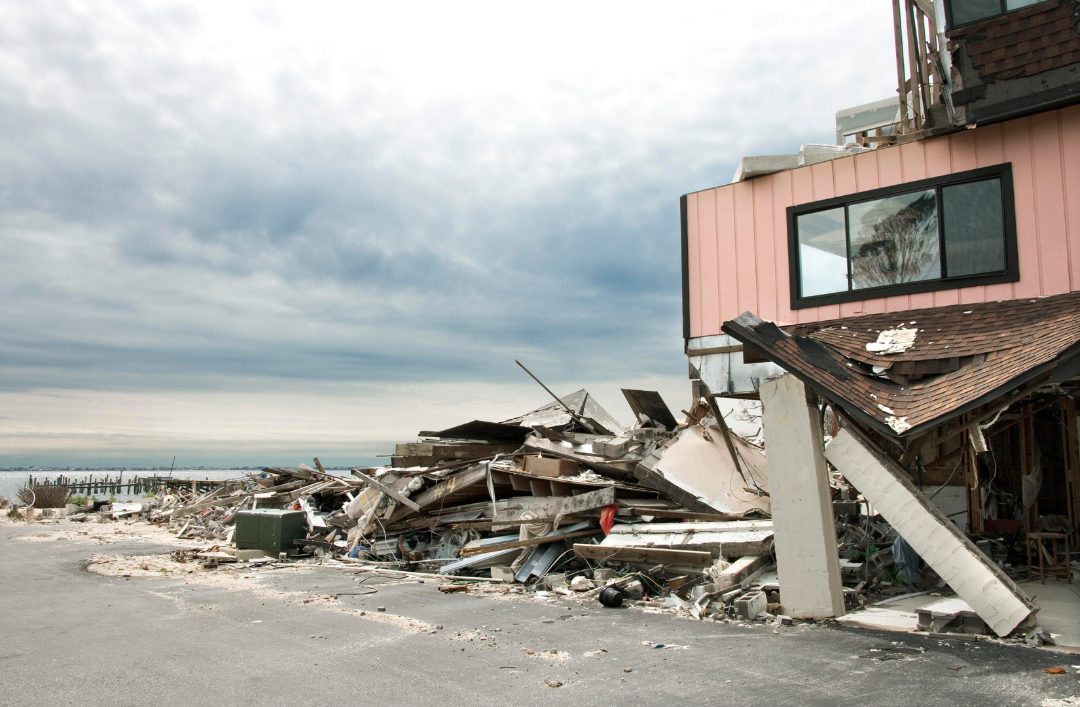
[947,0,1050,28]
[788,164,1017,309]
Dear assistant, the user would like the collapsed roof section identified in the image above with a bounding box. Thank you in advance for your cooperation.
[500,388,625,436]
[722,292,1080,439]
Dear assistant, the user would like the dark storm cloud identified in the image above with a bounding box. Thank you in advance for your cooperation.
[0,1,893,400]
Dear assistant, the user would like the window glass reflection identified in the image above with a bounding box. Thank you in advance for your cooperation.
[941,179,1005,277]
[848,190,940,290]
[797,207,848,297]
[951,0,1002,25]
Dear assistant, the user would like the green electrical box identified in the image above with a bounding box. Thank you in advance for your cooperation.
[234,509,308,554]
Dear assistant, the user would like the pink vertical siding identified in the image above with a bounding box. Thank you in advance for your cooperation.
[772,171,796,326]
[1062,106,1080,291]
[685,193,702,335]
[685,107,1080,335]
[695,190,719,334]
[734,181,758,315]
[716,188,738,327]
[1030,112,1071,295]
[752,179,778,322]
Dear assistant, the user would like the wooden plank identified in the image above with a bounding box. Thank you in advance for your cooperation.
[685,344,743,357]
[608,521,772,534]
[523,438,633,479]
[171,491,255,519]
[493,486,616,523]
[893,0,909,134]
[599,530,774,557]
[263,465,312,481]
[522,455,580,478]
[447,516,586,532]
[621,389,679,430]
[351,469,422,512]
[904,0,923,130]
[460,529,601,557]
[573,544,713,568]
[395,442,518,458]
[387,466,488,524]
[715,555,769,590]
[628,508,739,522]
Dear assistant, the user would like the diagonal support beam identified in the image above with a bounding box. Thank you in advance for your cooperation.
[825,428,1036,637]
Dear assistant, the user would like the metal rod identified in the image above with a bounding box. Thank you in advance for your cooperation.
[514,360,599,433]
[515,360,576,416]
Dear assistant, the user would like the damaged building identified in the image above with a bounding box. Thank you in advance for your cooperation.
[681,0,1080,638]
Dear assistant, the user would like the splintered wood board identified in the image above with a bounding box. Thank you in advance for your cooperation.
[573,543,713,568]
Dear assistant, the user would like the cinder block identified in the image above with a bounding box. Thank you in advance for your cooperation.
[735,590,767,619]
[592,568,616,582]
[490,566,516,583]
[523,456,580,478]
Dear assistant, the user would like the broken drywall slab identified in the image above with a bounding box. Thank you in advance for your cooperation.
[634,423,770,516]
[824,428,1036,637]
[603,521,774,557]
[760,374,845,620]
[836,608,919,632]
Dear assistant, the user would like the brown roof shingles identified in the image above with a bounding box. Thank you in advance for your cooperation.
[722,292,1080,437]
[947,0,1080,81]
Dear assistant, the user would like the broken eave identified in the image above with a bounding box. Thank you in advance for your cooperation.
[721,292,1080,440]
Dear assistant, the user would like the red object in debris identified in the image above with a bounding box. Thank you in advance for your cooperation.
[600,505,618,535]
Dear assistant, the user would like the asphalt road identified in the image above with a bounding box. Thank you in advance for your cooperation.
[1,521,1078,707]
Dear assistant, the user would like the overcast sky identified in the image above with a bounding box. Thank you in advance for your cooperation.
[0,1,898,468]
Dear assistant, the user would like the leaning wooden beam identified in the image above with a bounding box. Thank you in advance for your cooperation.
[704,389,749,488]
[907,0,924,129]
[892,0,910,133]
[351,469,422,512]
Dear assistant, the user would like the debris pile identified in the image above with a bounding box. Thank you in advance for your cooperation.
[131,385,779,613]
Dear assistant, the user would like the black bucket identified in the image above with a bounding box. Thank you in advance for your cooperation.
[599,586,626,608]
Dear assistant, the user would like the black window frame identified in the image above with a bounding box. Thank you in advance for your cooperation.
[944,0,1053,30]
[787,163,1018,310]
